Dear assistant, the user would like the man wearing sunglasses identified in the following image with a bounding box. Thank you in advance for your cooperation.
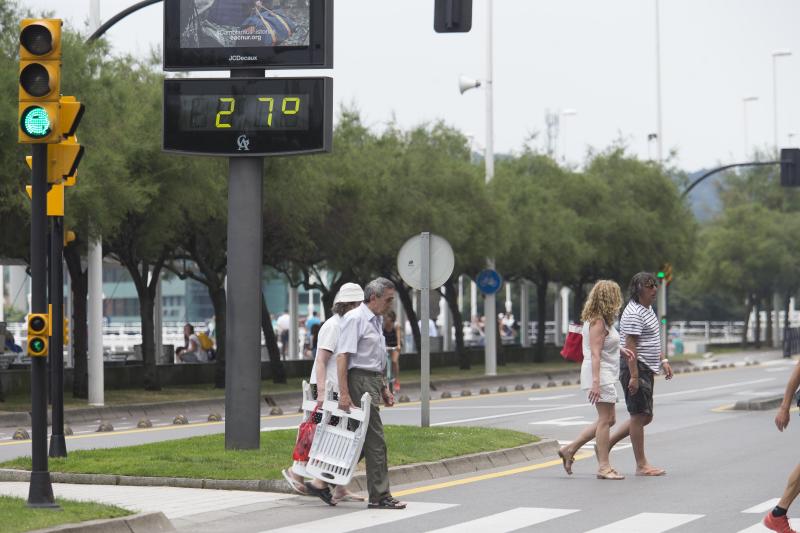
[607,271,673,476]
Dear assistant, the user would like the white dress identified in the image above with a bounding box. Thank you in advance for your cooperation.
[579,320,621,403]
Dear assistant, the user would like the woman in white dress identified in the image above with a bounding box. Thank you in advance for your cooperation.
[557,280,634,480]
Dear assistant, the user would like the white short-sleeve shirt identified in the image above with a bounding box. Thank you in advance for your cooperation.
[337,303,386,373]
[309,314,342,388]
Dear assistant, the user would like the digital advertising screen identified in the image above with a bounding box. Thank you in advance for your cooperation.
[164,0,332,70]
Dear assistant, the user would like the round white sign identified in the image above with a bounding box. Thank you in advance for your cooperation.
[396,233,455,290]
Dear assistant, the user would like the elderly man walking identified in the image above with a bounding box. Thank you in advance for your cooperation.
[337,277,406,510]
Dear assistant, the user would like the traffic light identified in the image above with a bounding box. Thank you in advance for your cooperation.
[24,183,64,216]
[657,264,673,285]
[781,148,800,187]
[63,317,69,346]
[24,96,84,183]
[27,312,51,357]
[18,19,62,144]
[434,0,472,33]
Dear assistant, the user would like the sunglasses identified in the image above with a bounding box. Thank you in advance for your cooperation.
[644,282,658,289]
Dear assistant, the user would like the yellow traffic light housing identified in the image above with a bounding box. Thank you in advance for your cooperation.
[18,19,62,144]
[27,312,51,357]
[63,317,69,346]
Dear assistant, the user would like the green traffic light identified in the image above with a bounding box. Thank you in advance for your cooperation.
[20,105,51,138]
[656,271,665,278]
[29,338,45,353]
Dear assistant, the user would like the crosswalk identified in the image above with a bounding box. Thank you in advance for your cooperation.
[259,498,798,532]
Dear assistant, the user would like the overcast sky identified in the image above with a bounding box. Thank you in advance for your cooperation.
[21,0,800,171]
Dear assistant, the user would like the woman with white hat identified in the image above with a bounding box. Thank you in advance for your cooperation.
[282,282,366,505]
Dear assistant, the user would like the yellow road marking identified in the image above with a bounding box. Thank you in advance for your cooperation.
[393,451,593,497]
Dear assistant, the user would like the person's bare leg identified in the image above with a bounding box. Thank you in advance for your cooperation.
[630,414,664,475]
[559,421,597,474]
[777,463,800,509]
[595,403,615,471]
[608,417,630,450]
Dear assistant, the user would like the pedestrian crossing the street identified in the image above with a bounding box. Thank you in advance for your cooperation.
[259,498,800,532]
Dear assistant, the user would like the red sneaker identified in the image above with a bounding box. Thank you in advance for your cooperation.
[393,381,400,393]
[764,512,798,533]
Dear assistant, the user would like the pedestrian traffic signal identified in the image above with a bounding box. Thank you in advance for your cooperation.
[27,312,51,357]
[434,0,472,32]
[24,183,64,217]
[781,148,800,187]
[24,97,85,184]
[18,19,62,144]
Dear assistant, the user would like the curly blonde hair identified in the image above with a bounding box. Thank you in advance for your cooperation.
[580,280,623,326]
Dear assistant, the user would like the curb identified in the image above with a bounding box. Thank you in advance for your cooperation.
[0,439,558,494]
[30,512,174,533]
[733,395,783,411]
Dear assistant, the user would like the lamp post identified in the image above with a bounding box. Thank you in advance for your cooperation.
[772,49,792,150]
[742,96,758,158]
[458,0,497,375]
[654,0,663,164]
[559,108,577,163]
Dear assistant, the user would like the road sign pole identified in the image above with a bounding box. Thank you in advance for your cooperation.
[658,281,667,356]
[49,215,66,458]
[225,69,264,450]
[420,232,431,428]
[28,143,56,507]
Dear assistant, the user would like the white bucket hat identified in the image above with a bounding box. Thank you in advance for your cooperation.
[334,283,364,304]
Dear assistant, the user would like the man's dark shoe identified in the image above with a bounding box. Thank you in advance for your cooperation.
[304,482,336,506]
[368,496,406,509]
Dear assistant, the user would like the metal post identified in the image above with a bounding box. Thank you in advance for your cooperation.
[28,144,56,507]
[554,283,563,347]
[154,273,163,364]
[87,0,104,409]
[657,281,667,356]
[225,68,264,449]
[440,296,451,352]
[483,0,496,377]
[0,265,4,321]
[470,280,477,319]
[288,285,299,359]
[420,232,431,427]
[88,240,104,406]
[65,266,72,367]
[654,0,663,164]
[49,217,66,458]
[520,282,530,347]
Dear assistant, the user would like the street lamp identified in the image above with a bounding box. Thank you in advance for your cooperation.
[772,49,792,150]
[742,96,758,158]
[559,108,577,163]
[458,0,496,376]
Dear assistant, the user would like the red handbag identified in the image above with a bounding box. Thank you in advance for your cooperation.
[560,323,584,362]
[292,407,319,462]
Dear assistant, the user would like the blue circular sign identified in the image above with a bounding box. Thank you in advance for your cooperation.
[476,269,503,295]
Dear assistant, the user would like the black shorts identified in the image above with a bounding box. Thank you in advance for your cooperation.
[619,360,655,416]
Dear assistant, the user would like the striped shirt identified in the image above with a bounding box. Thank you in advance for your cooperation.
[619,300,662,374]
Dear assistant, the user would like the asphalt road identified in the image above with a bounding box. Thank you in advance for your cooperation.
[2,354,798,532]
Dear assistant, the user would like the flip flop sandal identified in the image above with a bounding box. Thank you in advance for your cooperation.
[333,492,366,503]
[636,468,666,476]
[305,482,337,506]
[558,449,574,475]
[368,496,407,509]
[597,467,625,480]
[281,469,308,495]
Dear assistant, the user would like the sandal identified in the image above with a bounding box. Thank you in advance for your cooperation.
[304,482,337,506]
[596,467,625,480]
[333,490,366,503]
[368,496,407,509]
[558,448,574,475]
[281,469,308,495]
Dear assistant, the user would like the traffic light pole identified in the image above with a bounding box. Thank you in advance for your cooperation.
[28,144,57,507]
[49,216,67,458]
[224,69,265,450]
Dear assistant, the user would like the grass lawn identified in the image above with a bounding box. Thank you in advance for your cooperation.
[0,426,538,480]
[0,495,130,533]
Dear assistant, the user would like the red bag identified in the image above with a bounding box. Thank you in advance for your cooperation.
[560,323,584,362]
[292,407,319,462]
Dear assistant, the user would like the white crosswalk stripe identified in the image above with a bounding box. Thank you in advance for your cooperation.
[425,507,579,533]
[262,502,456,533]
[737,518,800,532]
[742,499,780,513]
[583,512,703,532]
